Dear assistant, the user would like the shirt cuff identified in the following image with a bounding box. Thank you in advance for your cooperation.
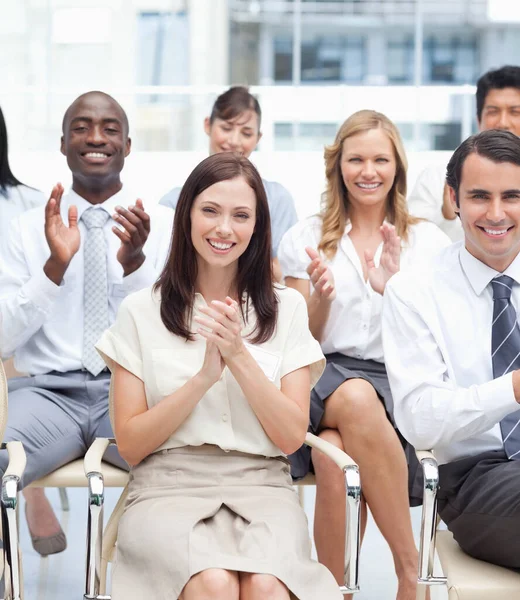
[21,271,62,314]
[121,257,158,293]
[478,372,520,422]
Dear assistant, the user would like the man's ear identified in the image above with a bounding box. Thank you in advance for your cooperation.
[257,130,263,144]
[449,185,459,213]
[125,137,132,158]
[60,136,66,156]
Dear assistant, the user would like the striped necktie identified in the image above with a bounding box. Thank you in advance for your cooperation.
[491,275,520,459]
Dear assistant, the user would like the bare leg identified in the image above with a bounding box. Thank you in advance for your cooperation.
[312,428,368,599]
[239,573,291,600]
[319,379,418,600]
[180,569,240,600]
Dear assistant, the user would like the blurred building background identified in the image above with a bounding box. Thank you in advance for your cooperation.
[1,0,520,209]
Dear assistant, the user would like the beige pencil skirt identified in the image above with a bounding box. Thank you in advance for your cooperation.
[111,444,342,600]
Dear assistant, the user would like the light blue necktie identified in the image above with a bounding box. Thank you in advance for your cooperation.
[82,207,110,376]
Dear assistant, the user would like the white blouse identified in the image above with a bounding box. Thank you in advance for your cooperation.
[278,215,451,363]
[96,285,325,458]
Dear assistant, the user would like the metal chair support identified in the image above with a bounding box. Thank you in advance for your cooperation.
[340,463,361,594]
[1,442,26,600]
[417,451,447,588]
[84,438,113,600]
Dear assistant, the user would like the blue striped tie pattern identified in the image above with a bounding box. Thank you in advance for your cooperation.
[491,275,520,459]
[82,207,110,376]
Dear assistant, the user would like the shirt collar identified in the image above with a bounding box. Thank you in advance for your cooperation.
[459,244,520,295]
[64,186,128,221]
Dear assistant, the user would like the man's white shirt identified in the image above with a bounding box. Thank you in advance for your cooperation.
[382,242,520,464]
[0,188,174,375]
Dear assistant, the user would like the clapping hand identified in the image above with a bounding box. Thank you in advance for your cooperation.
[365,222,401,295]
[194,298,245,361]
[113,199,150,275]
[305,247,336,301]
[44,183,80,268]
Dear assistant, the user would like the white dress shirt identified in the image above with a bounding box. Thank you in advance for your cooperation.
[408,164,464,242]
[278,216,451,362]
[0,184,45,257]
[382,243,520,464]
[96,285,325,457]
[0,187,174,375]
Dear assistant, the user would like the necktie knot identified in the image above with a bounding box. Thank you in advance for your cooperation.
[491,275,515,301]
[82,207,109,230]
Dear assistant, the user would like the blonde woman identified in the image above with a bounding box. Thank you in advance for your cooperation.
[278,110,450,599]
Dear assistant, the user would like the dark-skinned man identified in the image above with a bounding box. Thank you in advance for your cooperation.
[0,91,173,556]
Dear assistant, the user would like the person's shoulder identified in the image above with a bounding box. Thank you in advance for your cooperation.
[285,214,321,240]
[16,185,46,208]
[120,286,159,315]
[159,187,181,209]
[274,284,306,310]
[389,242,461,298]
[415,162,447,184]
[408,219,451,243]
[262,178,290,196]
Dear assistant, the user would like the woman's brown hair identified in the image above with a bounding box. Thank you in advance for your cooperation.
[209,86,262,129]
[155,152,277,344]
[319,109,420,259]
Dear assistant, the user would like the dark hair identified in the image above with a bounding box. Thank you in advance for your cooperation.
[155,152,277,344]
[476,66,520,122]
[0,106,25,198]
[209,86,262,130]
[447,129,520,206]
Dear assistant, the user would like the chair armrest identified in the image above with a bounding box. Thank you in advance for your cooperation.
[304,432,357,470]
[3,441,27,480]
[416,449,436,463]
[304,432,361,593]
[84,437,113,476]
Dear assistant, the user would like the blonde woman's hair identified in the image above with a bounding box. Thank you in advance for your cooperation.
[318,109,420,259]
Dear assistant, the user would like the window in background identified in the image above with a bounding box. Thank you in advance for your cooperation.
[424,35,478,84]
[274,34,366,83]
[274,122,338,150]
[137,11,189,102]
[387,36,414,84]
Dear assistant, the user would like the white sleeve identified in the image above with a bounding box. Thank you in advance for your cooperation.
[407,166,445,227]
[0,217,62,357]
[382,277,519,450]
[278,222,313,281]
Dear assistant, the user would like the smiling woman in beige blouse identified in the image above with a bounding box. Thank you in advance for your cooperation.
[95,152,341,600]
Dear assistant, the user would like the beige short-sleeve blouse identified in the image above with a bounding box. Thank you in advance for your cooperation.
[96,285,325,458]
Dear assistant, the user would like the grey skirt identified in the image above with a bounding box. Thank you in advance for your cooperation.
[111,444,342,600]
[289,353,423,506]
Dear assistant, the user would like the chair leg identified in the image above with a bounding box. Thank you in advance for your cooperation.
[2,475,23,600]
[58,488,70,512]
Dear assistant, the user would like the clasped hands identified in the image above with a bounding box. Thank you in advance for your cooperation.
[44,182,150,278]
[193,298,244,386]
[307,222,401,298]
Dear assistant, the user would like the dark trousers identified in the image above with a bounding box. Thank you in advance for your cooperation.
[438,450,520,569]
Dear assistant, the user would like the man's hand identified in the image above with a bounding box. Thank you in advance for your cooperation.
[43,183,80,285]
[113,199,150,276]
[366,222,401,295]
